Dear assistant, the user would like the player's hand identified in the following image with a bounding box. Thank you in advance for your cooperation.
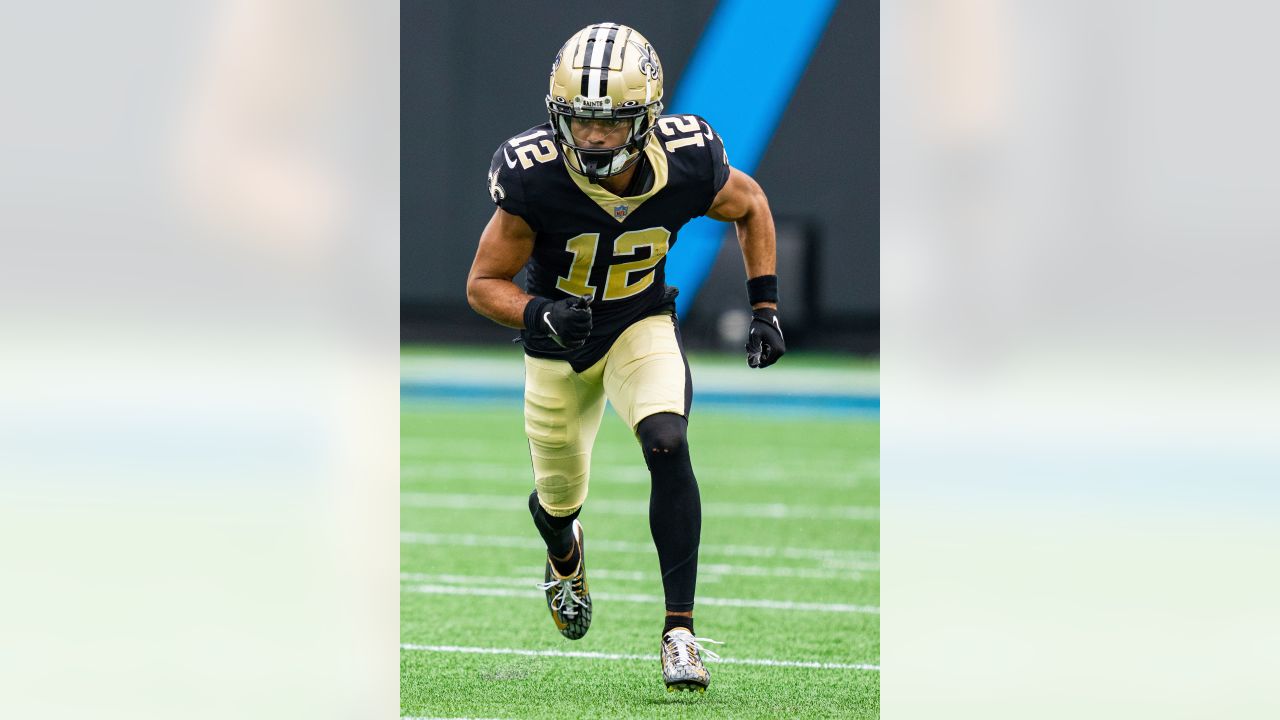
[527,295,593,349]
[745,307,785,368]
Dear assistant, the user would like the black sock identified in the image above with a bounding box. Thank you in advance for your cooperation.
[549,537,580,576]
[528,490,579,572]
[636,413,701,614]
[664,615,694,636]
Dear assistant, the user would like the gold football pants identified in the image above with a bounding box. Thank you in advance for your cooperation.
[524,314,690,516]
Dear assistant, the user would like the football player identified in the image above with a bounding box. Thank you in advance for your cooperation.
[466,22,785,693]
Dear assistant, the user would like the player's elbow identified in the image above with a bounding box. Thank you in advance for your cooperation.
[710,171,771,223]
[465,273,487,314]
[750,182,771,219]
[738,176,771,223]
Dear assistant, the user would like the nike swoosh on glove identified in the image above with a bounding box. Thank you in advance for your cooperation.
[745,307,786,368]
[524,295,593,349]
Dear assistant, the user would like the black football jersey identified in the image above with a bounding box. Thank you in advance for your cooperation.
[486,114,731,372]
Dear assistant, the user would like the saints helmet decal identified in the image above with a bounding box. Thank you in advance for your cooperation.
[551,40,569,74]
[546,24,665,181]
[630,40,661,81]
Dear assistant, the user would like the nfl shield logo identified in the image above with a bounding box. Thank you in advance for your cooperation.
[614,204,629,220]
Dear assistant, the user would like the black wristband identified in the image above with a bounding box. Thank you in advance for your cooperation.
[746,274,779,305]
[523,297,552,332]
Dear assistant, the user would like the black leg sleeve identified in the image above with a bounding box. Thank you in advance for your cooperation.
[636,412,701,613]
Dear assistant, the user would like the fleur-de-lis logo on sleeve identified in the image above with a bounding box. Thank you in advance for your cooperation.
[488,168,505,203]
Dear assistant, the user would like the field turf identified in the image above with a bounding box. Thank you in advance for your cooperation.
[401,354,879,719]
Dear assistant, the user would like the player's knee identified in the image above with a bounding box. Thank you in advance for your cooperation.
[636,412,688,458]
[533,468,588,516]
[529,489,581,525]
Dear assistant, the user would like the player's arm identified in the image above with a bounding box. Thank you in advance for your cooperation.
[467,207,537,329]
[707,167,786,368]
[466,208,592,346]
[707,167,777,310]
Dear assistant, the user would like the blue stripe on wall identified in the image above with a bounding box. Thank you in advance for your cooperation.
[666,0,839,316]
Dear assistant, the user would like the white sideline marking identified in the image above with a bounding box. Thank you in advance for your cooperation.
[400,643,880,672]
[401,460,650,484]
[584,568,650,582]
[401,570,696,586]
[697,562,872,580]
[402,557,870,585]
[400,532,880,569]
[403,583,880,614]
[400,461,875,486]
[401,492,879,521]
[401,573,540,588]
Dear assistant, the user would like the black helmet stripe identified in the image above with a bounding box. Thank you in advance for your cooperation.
[596,25,619,98]
[580,24,619,100]
[578,29,596,98]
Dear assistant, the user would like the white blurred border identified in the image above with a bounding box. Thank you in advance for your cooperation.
[883,1,1280,717]
[0,2,399,717]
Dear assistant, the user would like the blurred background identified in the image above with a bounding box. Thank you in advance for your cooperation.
[398,5,882,715]
[3,0,1278,717]
[401,0,879,354]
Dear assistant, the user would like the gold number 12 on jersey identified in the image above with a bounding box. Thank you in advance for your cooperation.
[554,227,671,301]
[509,129,558,169]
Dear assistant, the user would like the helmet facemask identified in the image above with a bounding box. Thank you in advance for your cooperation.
[547,96,662,182]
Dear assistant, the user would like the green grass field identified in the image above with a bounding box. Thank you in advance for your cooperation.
[401,353,879,719]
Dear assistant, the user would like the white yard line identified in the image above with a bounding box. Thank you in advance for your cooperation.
[400,438,880,464]
[583,568,651,582]
[401,463,652,484]
[401,492,879,521]
[696,562,874,580]
[403,583,880,615]
[401,558,871,585]
[400,532,879,568]
[400,643,880,672]
[401,571,702,586]
[402,573,541,587]
[399,462,876,486]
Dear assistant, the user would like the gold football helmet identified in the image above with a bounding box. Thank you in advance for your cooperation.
[546,23,665,181]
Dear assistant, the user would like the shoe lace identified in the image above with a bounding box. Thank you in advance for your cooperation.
[665,632,723,665]
[537,577,586,619]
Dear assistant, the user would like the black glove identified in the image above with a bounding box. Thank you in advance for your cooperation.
[524,295,593,349]
[745,307,786,368]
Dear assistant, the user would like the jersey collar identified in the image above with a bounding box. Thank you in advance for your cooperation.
[564,139,669,223]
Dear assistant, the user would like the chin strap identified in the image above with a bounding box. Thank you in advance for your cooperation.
[581,147,637,181]
[606,149,634,174]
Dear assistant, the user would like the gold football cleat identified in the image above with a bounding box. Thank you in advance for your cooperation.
[536,519,591,639]
[661,628,722,692]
